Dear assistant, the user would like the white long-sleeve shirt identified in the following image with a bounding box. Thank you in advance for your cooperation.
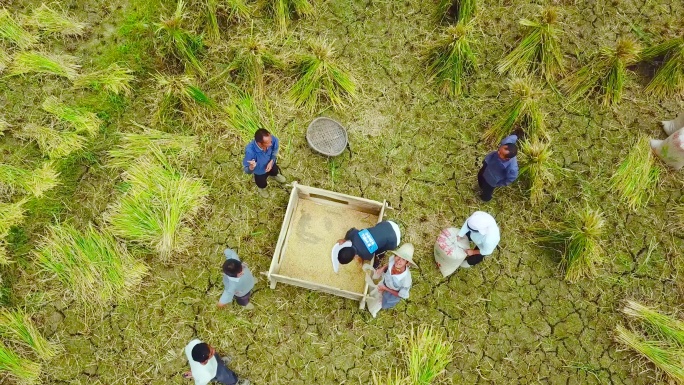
[457,218,500,256]
[184,339,217,385]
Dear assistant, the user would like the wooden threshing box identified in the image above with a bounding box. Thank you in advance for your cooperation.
[267,182,387,309]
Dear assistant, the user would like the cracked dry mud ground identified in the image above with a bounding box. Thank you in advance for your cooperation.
[2,0,683,384]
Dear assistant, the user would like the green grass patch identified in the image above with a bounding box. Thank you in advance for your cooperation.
[223,34,283,98]
[155,0,205,75]
[0,162,60,198]
[535,207,605,283]
[224,92,269,140]
[0,340,40,384]
[105,151,208,260]
[405,325,453,384]
[519,139,556,206]
[498,7,564,81]
[263,0,314,33]
[289,38,356,112]
[484,77,546,144]
[0,8,37,50]
[561,38,641,106]
[615,324,684,382]
[42,96,102,137]
[74,63,135,96]
[642,37,684,98]
[424,21,477,98]
[609,136,660,210]
[153,73,214,124]
[17,123,88,159]
[0,200,25,240]
[0,308,59,359]
[108,124,199,169]
[36,223,148,305]
[29,3,88,37]
[435,0,476,23]
[0,199,26,264]
[7,51,80,80]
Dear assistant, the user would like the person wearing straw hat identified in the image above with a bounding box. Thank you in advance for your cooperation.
[331,220,401,273]
[456,211,500,267]
[374,243,416,310]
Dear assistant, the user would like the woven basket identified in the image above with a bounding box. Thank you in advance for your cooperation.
[306,117,348,156]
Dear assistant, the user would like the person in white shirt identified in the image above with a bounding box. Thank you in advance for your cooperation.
[183,339,249,385]
[456,211,500,267]
[373,243,416,310]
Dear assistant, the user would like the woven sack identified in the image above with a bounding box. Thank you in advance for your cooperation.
[434,227,470,277]
[363,267,382,317]
[651,126,684,170]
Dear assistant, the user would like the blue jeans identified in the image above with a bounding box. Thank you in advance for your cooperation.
[478,162,495,202]
[381,291,401,309]
[213,354,238,385]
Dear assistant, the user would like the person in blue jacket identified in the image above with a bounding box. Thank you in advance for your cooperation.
[477,134,519,201]
[242,128,286,198]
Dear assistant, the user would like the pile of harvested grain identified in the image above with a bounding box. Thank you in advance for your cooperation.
[279,199,377,294]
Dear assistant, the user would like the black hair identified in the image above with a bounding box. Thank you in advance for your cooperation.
[503,143,518,159]
[191,343,211,362]
[254,128,271,143]
[222,259,243,277]
[338,247,356,265]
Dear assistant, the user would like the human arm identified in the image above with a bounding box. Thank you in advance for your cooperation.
[377,284,399,297]
[379,274,411,299]
[499,159,518,187]
[242,145,256,174]
[218,277,236,306]
[344,228,358,241]
[271,136,279,160]
[456,219,470,238]
[375,264,388,276]
[264,137,279,172]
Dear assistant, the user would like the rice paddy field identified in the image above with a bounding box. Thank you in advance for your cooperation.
[0,0,683,384]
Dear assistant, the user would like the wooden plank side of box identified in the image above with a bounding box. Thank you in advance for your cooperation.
[269,273,364,302]
[268,182,301,289]
[295,184,384,215]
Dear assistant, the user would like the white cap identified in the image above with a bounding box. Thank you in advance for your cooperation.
[331,241,352,273]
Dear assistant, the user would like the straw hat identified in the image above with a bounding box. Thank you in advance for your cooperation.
[388,243,417,268]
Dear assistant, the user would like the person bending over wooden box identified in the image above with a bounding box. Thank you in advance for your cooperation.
[332,220,401,272]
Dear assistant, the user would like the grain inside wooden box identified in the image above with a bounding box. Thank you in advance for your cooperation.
[278,199,377,294]
[268,184,387,308]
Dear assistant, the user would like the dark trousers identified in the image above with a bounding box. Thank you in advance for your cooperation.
[465,231,484,266]
[213,353,238,385]
[235,291,251,306]
[477,163,495,202]
[254,164,280,188]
